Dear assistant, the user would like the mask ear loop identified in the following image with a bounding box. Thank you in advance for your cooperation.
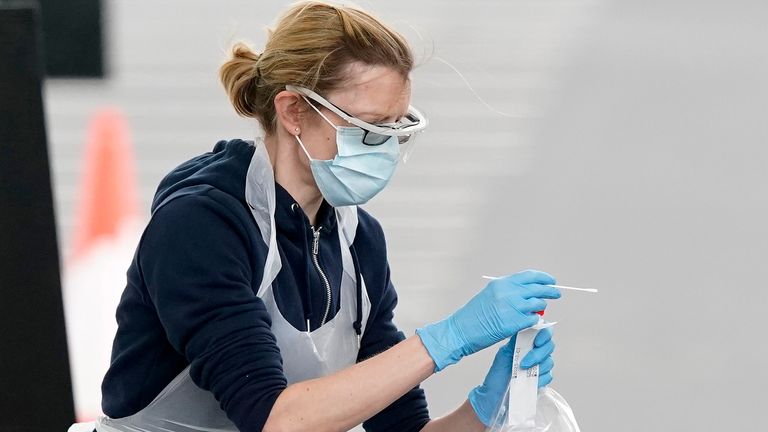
[294,134,314,161]
[299,94,340,130]
[292,96,326,162]
[295,94,345,162]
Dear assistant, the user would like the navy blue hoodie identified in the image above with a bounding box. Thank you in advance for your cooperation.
[101,139,430,431]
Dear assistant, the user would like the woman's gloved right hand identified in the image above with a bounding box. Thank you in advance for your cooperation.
[415,270,560,371]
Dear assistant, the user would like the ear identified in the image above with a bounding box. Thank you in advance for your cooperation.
[274,90,306,136]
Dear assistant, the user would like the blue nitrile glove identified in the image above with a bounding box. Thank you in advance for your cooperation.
[415,270,560,371]
[468,329,556,426]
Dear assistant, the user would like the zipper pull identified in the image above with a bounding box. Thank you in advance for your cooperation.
[312,226,321,255]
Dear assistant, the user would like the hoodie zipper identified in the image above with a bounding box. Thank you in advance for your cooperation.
[310,225,333,326]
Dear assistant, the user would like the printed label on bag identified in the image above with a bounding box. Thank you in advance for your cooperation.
[507,320,557,427]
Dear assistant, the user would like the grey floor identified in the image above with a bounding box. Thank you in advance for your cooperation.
[46,1,768,430]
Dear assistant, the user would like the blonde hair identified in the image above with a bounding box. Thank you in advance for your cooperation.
[219,1,414,135]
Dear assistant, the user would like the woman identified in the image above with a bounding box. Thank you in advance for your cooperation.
[94,2,561,432]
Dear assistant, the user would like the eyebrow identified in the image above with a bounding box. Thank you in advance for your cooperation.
[321,94,406,124]
[358,111,407,124]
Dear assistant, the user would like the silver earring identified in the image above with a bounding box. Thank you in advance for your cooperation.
[295,127,300,134]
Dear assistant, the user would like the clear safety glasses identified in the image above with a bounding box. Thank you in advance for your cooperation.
[285,84,428,147]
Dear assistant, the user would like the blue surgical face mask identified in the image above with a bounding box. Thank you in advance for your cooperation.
[295,126,400,207]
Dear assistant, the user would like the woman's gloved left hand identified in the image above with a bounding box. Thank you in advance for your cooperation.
[467,328,556,426]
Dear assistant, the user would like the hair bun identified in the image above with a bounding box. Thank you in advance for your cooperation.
[219,42,263,119]
[232,42,261,64]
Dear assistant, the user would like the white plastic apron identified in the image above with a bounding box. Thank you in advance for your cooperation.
[82,140,371,432]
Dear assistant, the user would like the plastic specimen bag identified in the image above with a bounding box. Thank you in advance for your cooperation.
[485,386,580,431]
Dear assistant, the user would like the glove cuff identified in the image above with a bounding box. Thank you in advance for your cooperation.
[467,385,494,426]
[415,319,464,372]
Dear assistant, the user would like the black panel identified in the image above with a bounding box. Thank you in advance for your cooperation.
[39,0,104,77]
[0,2,77,431]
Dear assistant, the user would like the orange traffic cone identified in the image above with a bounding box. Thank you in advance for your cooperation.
[70,108,139,261]
[63,108,144,422]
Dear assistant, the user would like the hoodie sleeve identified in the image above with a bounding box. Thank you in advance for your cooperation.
[358,267,431,432]
[139,192,285,432]
[353,210,431,432]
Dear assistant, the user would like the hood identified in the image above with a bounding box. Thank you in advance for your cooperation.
[150,139,255,213]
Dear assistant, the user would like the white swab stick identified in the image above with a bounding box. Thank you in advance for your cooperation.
[547,284,598,293]
[481,275,599,293]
